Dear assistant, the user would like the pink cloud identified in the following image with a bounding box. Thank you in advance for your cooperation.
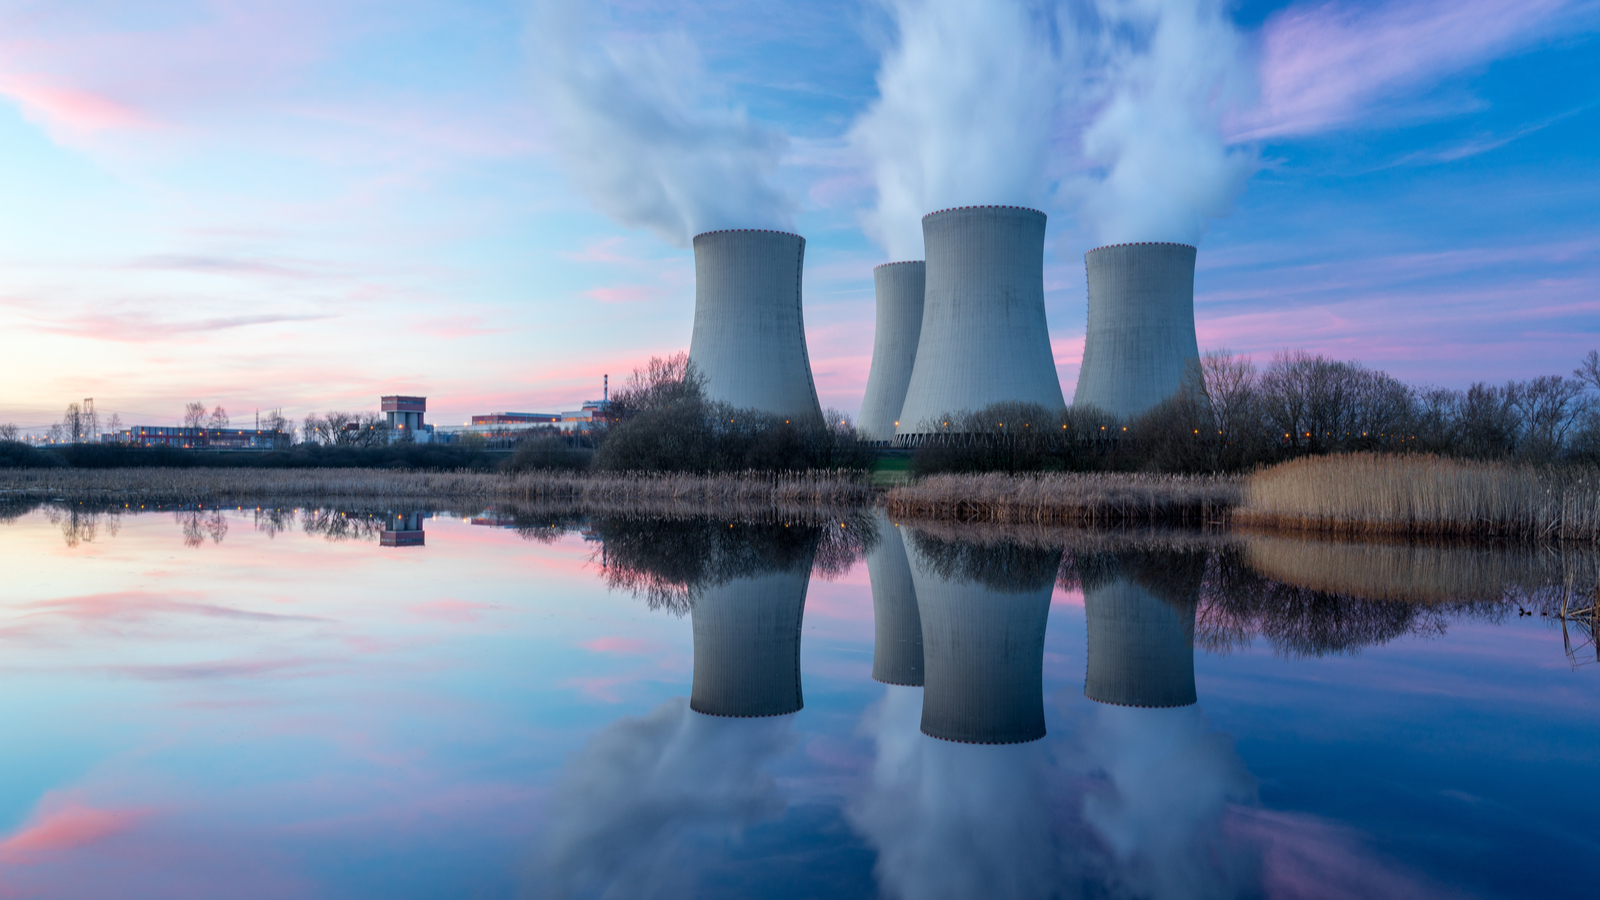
[583,285,660,304]
[582,636,663,654]
[0,74,149,131]
[1228,807,1459,899]
[406,599,498,624]
[1237,0,1574,140]
[0,798,151,862]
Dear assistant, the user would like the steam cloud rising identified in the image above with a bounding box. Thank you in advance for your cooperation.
[849,0,1066,260]
[529,1,796,247]
[853,0,1258,253]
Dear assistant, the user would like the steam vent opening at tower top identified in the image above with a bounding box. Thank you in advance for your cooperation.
[688,229,824,426]
[893,206,1065,443]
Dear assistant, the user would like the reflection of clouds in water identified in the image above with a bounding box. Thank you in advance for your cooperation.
[850,685,1061,900]
[1075,703,1258,899]
[538,697,794,900]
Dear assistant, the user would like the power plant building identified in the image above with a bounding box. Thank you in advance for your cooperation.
[689,229,823,425]
[1073,243,1201,419]
[895,206,1065,441]
[857,261,925,443]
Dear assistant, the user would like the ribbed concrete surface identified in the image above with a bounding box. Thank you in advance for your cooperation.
[895,207,1065,438]
[907,538,1058,744]
[1073,242,1200,420]
[1083,577,1198,708]
[689,567,811,718]
[866,511,923,686]
[858,261,925,442]
[689,230,823,424]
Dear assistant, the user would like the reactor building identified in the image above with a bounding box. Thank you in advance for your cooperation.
[1073,242,1201,420]
[894,206,1065,441]
[689,229,824,425]
[857,261,926,443]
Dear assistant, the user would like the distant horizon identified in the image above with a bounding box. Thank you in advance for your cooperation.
[2,0,1596,434]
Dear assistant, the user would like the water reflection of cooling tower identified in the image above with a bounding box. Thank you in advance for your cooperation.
[690,567,812,718]
[906,534,1059,744]
[1082,555,1202,708]
[866,512,923,687]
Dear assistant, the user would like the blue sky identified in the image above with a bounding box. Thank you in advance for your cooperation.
[0,0,1596,432]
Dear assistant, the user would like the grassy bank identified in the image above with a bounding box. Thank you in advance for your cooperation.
[0,468,870,520]
[882,471,1240,526]
[1235,453,1600,542]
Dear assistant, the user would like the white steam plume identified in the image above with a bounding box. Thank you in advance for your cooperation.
[849,0,1068,261]
[1077,0,1258,245]
[536,697,795,898]
[529,1,796,247]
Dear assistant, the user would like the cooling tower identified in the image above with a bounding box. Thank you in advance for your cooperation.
[1083,571,1199,709]
[865,511,922,686]
[1073,242,1200,420]
[895,206,1065,440]
[857,261,925,443]
[689,567,811,718]
[907,534,1058,744]
[689,229,823,424]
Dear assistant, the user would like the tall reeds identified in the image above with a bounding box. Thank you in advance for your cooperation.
[1236,453,1600,542]
[0,468,870,521]
[882,471,1239,526]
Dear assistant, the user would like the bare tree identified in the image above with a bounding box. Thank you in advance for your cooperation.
[184,401,207,429]
[1574,350,1600,392]
[0,423,18,442]
[261,408,293,448]
[59,402,87,443]
[107,413,123,436]
[208,405,230,430]
[302,411,388,447]
[1509,375,1588,459]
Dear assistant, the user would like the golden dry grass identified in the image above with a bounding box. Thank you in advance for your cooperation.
[882,471,1240,526]
[1236,453,1600,542]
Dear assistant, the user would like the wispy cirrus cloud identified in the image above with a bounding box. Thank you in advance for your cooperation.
[10,308,333,342]
[0,796,153,863]
[1236,0,1583,140]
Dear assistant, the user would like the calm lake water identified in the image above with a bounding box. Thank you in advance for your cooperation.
[1,503,1596,899]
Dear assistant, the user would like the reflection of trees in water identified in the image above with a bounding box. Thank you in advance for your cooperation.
[297,508,389,542]
[592,512,877,613]
[44,505,123,547]
[252,507,297,539]
[174,509,229,547]
[902,530,1061,593]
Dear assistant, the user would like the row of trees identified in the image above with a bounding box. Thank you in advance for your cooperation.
[910,349,1600,474]
[507,353,874,474]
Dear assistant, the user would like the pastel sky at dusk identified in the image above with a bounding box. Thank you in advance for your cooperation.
[1,0,1596,433]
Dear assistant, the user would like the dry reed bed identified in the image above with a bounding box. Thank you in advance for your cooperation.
[883,471,1240,526]
[0,468,871,522]
[1237,454,1600,542]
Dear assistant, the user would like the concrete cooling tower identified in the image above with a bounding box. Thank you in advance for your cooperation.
[857,261,925,443]
[689,567,811,718]
[865,512,923,686]
[689,229,823,425]
[895,206,1065,441]
[906,536,1059,744]
[1073,242,1200,420]
[1083,569,1199,709]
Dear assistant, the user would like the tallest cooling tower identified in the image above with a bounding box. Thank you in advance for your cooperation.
[1073,243,1200,420]
[894,206,1065,440]
[689,229,824,424]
